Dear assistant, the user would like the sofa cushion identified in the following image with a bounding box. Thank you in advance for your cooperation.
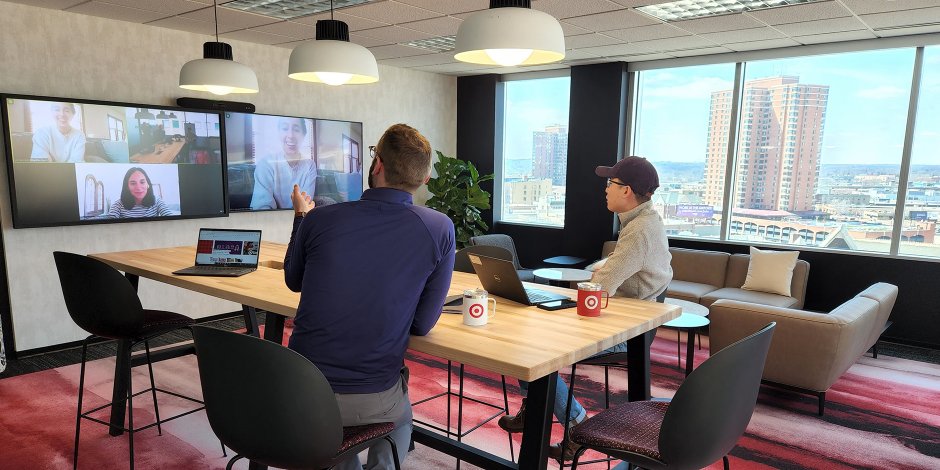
[666,280,720,303]
[741,247,800,297]
[700,287,799,309]
[669,247,729,288]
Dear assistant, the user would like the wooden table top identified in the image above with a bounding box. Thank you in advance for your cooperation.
[130,140,184,164]
[90,242,680,381]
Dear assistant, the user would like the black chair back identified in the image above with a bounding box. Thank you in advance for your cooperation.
[469,234,523,270]
[659,322,775,469]
[454,245,514,273]
[192,326,343,469]
[53,251,144,340]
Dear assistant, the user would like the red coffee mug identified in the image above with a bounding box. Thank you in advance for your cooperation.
[577,282,608,317]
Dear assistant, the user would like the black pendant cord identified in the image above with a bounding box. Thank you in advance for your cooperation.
[213,0,220,42]
[330,0,334,20]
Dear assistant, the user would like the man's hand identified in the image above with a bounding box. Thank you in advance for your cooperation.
[291,184,315,216]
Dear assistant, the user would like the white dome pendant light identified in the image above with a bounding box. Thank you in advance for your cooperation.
[454,0,565,67]
[288,0,379,86]
[179,0,259,95]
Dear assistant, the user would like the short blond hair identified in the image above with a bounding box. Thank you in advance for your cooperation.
[375,123,432,192]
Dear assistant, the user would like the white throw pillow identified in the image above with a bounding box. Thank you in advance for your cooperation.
[741,247,799,297]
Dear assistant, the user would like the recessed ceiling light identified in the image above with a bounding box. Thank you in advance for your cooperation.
[636,0,825,22]
[222,0,374,20]
[404,36,456,53]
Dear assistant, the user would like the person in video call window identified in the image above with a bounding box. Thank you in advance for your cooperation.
[284,124,455,470]
[107,167,177,219]
[250,117,318,210]
[30,102,86,163]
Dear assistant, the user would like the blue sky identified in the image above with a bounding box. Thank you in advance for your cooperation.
[502,76,570,161]
[634,46,940,166]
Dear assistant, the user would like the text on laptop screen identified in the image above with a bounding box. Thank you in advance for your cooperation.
[196,230,261,265]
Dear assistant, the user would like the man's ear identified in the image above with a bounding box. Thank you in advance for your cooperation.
[423,174,431,184]
[371,157,383,175]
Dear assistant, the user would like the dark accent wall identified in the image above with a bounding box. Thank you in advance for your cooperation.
[456,64,939,350]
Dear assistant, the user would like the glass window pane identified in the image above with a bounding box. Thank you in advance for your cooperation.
[499,76,570,227]
[900,46,940,257]
[727,49,915,253]
[634,63,737,239]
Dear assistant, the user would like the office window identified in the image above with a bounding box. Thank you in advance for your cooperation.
[727,49,915,253]
[634,63,736,239]
[900,46,940,257]
[499,76,570,227]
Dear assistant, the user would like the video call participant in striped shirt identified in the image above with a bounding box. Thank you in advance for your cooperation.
[107,166,177,218]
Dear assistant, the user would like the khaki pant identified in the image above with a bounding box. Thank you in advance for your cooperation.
[332,370,411,470]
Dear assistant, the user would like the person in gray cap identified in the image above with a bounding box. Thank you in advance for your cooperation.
[499,156,673,462]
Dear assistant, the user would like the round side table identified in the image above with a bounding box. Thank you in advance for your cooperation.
[532,267,592,288]
[663,298,710,376]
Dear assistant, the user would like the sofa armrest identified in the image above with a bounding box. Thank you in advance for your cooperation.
[789,259,810,309]
[709,298,876,393]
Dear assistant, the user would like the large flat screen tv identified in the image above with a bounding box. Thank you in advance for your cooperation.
[224,111,363,211]
[1,94,227,228]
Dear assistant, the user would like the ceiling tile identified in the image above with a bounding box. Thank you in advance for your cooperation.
[355,25,435,43]
[632,35,719,53]
[564,33,625,49]
[399,15,462,36]
[562,8,660,31]
[745,1,852,25]
[392,0,488,15]
[368,43,433,60]
[603,24,689,42]
[2,0,87,9]
[672,13,767,34]
[700,27,784,44]
[98,0,208,15]
[859,7,940,30]
[250,21,316,39]
[559,21,592,36]
[221,28,294,45]
[531,0,624,19]
[473,63,568,74]
[180,5,281,32]
[66,1,171,23]
[607,0,664,7]
[574,42,656,58]
[608,52,674,62]
[293,11,390,30]
[725,37,801,52]
[840,0,940,15]
[338,0,440,24]
[350,32,394,47]
[379,52,454,67]
[560,49,605,61]
[875,24,940,37]
[772,17,868,37]
[147,15,216,35]
[414,62,489,73]
[793,29,877,45]
[670,46,735,57]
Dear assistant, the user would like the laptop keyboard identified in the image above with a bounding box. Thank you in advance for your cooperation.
[190,266,254,274]
[525,289,557,303]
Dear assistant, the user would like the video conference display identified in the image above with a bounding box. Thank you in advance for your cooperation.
[224,112,363,211]
[1,95,227,228]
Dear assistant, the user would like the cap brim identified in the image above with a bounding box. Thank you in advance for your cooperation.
[595,166,615,177]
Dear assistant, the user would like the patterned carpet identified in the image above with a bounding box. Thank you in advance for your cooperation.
[1,331,938,469]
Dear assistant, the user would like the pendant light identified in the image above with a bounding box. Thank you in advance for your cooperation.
[288,0,379,86]
[179,0,259,95]
[454,0,565,67]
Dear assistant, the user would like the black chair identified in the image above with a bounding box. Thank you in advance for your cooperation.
[191,325,402,470]
[568,323,776,470]
[412,244,516,464]
[469,234,534,282]
[53,251,204,470]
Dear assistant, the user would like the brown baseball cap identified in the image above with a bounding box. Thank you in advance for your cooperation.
[595,156,660,197]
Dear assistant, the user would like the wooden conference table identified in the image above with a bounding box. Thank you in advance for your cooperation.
[90,242,680,470]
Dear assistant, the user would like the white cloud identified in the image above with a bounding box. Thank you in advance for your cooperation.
[644,77,734,99]
[856,85,907,99]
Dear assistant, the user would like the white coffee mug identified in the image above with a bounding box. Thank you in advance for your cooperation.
[462,288,496,326]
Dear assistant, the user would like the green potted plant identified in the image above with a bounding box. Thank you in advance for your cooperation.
[426,151,494,248]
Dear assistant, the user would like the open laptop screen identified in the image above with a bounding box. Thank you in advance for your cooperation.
[195,229,261,267]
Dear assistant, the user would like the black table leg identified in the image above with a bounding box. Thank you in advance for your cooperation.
[518,372,556,470]
[242,305,260,337]
[626,329,654,402]
[685,328,696,377]
[108,339,132,436]
[263,312,285,344]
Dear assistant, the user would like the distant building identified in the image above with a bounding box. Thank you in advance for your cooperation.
[532,125,568,186]
[705,76,829,212]
[506,178,552,206]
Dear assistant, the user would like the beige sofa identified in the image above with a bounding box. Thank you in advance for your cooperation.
[708,282,898,415]
[666,247,810,309]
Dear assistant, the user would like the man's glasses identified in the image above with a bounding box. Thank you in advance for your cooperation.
[369,145,376,158]
[606,179,628,188]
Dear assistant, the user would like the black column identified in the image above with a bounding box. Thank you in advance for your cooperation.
[457,74,499,229]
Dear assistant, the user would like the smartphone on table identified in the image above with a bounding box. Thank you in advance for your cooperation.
[537,299,577,311]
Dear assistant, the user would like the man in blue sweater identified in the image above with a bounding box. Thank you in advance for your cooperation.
[284,123,455,470]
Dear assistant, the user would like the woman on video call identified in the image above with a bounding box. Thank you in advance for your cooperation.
[31,102,86,163]
[250,117,318,210]
[107,167,177,218]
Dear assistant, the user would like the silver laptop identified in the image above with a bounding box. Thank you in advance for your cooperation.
[173,228,262,277]
[468,254,570,305]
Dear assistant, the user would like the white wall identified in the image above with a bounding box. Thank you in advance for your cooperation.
[0,2,457,351]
